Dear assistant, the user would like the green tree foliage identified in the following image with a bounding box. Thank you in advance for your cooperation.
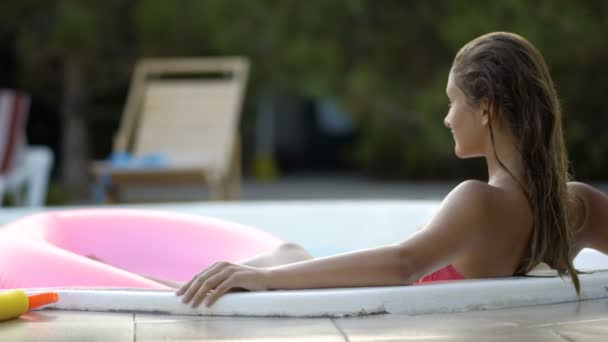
[2,0,608,184]
[1,0,138,192]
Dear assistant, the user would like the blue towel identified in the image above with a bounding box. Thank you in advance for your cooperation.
[91,152,169,203]
[108,151,168,168]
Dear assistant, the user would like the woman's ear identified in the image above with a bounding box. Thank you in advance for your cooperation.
[480,98,491,126]
[481,109,489,126]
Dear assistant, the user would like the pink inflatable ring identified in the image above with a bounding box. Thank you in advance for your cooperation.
[0,209,283,289]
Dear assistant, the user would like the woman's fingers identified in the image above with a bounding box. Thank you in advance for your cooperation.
[180,276,204,303]
[174,276,195,296]
[204,275,238,307]
[176,262,267,308]
[177,262,225,299]
[189,269,233,308]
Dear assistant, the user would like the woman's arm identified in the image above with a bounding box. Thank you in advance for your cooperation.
[568,182,608,254]
[239,242,313,268]
[267,180,488,289]
[177,180,488,307]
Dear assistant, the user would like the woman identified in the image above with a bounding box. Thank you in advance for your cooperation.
[177,32,608,308]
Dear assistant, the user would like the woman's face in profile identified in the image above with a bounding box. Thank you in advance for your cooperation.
[443,72,486,158]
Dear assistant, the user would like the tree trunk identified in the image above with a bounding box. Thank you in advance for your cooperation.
[60,58,90,198]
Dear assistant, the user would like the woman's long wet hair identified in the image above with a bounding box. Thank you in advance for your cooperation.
[452,32,580,295]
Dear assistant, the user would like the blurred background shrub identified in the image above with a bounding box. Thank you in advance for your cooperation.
[1,0,606,196]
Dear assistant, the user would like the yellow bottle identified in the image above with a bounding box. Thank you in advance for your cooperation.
[0,290,59,321]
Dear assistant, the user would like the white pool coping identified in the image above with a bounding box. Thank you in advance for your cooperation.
[5,200,608,317]
[26,269,608,317]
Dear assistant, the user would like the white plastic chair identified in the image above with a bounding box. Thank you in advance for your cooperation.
[0,90,54,207]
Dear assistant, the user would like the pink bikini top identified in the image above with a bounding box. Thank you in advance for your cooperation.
[414,264,465,285]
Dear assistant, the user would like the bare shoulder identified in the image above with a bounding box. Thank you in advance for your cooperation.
[397,180,494,277]
[568,181,604,199]
[445,180,493,209]
[567,181,608,253]
[567,181,607,230]
[456,179,493,192]
[443,179,525,229]
[568,182,606,219]
[435,180,494,227]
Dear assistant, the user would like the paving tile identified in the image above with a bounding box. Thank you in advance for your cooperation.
[335,300,608,341]
[25,310,134,322]
[457,298,608,327]
[135,315,345,341]
[335,313,567,341]
[135,313,225,322]
[0,310,134,342]
[546,329,606,342]
[540,318,608,342]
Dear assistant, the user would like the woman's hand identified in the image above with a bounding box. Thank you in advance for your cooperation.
[175,262,270,307]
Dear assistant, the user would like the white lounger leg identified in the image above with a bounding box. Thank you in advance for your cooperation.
[0,178,5,206]
[23,146,54,207]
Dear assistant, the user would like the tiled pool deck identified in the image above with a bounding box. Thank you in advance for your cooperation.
[2,298,608,341]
